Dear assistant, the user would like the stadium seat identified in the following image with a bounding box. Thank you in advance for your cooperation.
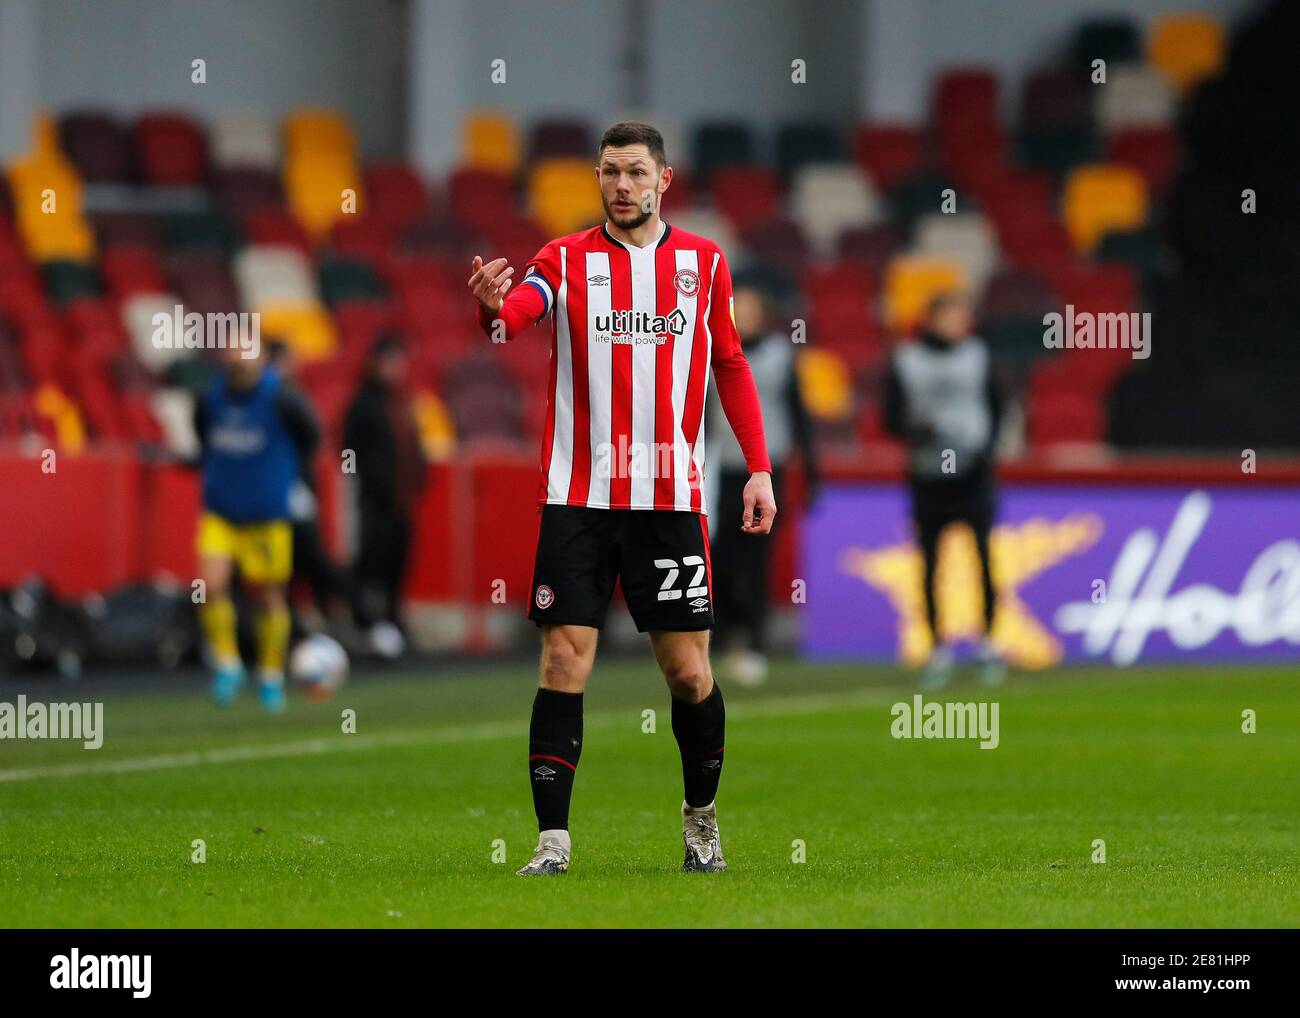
[883,255,967,333]
[1149,14,1225,94]
[909,212,999,299]
[40,261,100,306]
[244,206,312,255]
[164,210,242,257]
[362,162,429,229]
[1095,67,1175,133]
[1029,383,1105,446]
[1095,228,1170,282]
[692,122,755,185]
[789,163,882,256]
[669,209,739,260]
[283,109,361,239]
[166,251,239,317]
[796,347,855,423]
[933,68,1000,136]
[853,124,923,195]
[739,219,809,274]
[530,118,592,160]
[463,111,522,175]
[212,167,284,217]
[90,211,162,251]
[121,293,186,372]
[234,246,318,309]
[775,122,844,181]
[134,113,208,186]
[1061,165,1148,253]
[448,167,517,234]
[835,222,902,273]
[710,165,782,231]
[317,259,387,306]
[1070,17,1142,71]
[210,111,279,169]
[100,246,167,300]
[888,170,958,233]
[59,112,131,183]
[528,158,603,235]
[256,303,338,362]
[1105,127,1178,198]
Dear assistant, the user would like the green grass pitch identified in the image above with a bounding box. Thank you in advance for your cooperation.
[0,659,1296,927]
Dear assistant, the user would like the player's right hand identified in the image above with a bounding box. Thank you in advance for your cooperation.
[469,255,515,312]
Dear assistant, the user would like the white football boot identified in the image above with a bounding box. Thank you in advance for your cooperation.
[682,801,728,873]
[516,829,570,876]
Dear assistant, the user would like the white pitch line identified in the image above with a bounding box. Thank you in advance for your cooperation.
[0,687,893,784]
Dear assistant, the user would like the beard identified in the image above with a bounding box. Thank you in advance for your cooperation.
[602,192,655,230]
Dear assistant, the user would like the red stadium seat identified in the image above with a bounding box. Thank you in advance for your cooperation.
[709,165,782,231]
[134,112,209,186]
[852,124,924,194]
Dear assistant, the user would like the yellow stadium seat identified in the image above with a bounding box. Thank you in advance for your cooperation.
[256,303,338,362]
[883,256,968,332]
[1149,14,1225,94]
[284,153,363,238]
[529,158,603,235]
[7,154,95,261]
[34,385,86,454]
[796,348,854,421]
[283,109,355,158]
[412,389,457,460]
[1062,165,1148,253]
[464,112,521,175]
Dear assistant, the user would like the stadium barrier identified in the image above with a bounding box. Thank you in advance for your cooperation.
[1,445,1297,660]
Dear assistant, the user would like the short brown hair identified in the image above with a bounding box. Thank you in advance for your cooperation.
[598,122,666,168]
[926,289,971,318]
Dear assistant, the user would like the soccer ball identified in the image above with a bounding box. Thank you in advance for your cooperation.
[288,634,349,701]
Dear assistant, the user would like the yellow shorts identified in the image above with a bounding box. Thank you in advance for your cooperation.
[196,513,293,585]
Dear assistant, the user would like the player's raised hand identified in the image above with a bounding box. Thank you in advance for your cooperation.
[741,471,777,535]
[469,255,515,312]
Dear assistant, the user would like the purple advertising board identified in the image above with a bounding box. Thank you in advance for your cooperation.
[800,485,1300,667]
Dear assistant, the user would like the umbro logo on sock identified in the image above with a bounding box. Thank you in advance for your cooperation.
[533,765,557,779]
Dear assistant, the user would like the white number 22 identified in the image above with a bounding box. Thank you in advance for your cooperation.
[654,557,707,601]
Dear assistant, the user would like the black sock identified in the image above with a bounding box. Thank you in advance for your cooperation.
[671,681,725,808]
[528,688,583,832]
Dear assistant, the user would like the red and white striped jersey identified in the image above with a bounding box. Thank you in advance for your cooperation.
[478,220,771,513]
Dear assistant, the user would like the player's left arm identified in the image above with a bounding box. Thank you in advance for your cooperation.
[707,252,776,534]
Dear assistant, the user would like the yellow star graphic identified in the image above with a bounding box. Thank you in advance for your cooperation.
[838,514,1104,669]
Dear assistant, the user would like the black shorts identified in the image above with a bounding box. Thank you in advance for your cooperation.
[528,506,714,632]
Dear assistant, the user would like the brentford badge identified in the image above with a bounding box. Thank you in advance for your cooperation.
[534,585,555,610]
[673,268,700,297]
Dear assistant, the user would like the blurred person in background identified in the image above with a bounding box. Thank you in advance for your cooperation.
[883,291,1004,689]
[193,342,320,711]
[343,335,425,658]
[266,341,363,646]
[706,271,819,686]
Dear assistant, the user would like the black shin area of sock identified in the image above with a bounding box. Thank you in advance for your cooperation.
[528,688,583,831]
[671,681,726,809]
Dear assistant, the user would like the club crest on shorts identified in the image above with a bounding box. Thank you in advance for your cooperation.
[534,584,555,610]
[673,268,700,297]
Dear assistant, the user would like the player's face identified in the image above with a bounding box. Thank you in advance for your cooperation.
[931,301,973,342]
[597,146,667,229]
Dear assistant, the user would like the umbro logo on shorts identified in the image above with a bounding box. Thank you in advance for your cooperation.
[535,585,555,610]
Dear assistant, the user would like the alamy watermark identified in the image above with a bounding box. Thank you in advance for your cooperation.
[891,694,999,749]
[0,696,103,749]
[152,305,261,359]
[1043,305,1151,360]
